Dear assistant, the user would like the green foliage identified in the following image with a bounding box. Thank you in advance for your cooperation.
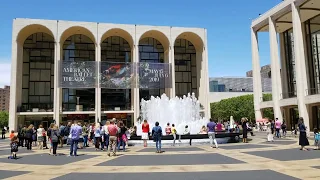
[0,111,9,128]
[210,94,273,122]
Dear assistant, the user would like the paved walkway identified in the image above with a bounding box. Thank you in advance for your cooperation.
[0,134,319,180]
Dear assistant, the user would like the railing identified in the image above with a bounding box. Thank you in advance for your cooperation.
[305,88,320,96]
[280,92,297,99]
[17,106,53,113]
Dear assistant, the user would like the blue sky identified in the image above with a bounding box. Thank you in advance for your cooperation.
[0,0,282,87]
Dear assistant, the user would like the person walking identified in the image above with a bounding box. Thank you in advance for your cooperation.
[2,127,6,139]
[281,120,287,137]
[266,120,274,142]
[47,123,54,155]
[152,122,162,153]
[207,118,218,148]
[171,124,177,146]
[117,121,127,152]
[50,125,60,156]
[241,118,248,143]
[275,118,282,138]
[298,117,309,151]
[25,125,33,150]
[141,120,150,147]
[107,119,119,157]
[37,125,45,150]
[102,121,110,150]
[69,120,82,156]
[82,123,89,147]
[94,123,101,151]
[59,123,65,148]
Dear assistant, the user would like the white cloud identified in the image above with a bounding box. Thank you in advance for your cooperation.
[0,61,11,88]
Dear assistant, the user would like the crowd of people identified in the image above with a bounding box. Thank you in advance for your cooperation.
[3,116,319,159]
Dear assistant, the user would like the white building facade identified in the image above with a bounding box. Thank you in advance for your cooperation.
[252,0,320,132]
[9,18,210,130]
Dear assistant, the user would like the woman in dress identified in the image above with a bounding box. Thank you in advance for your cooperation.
[266,120,274,142]
[241,118,248,143]
[141,120,150,147]
[298,117,309,151]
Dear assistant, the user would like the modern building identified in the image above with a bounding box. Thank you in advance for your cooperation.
[251,0,320,131]
[208,77,271,103]
[246,64,271,78]
[9,18,210,130]
[0,86,10,112]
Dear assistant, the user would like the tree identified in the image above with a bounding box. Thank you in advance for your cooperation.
[0,111,9,128]
[210,94,274,123]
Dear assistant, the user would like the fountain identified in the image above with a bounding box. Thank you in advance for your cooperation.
[136,93,208,135]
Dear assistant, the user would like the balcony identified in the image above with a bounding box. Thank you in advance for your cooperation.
[306,88,320,96]
[280,92,297,99]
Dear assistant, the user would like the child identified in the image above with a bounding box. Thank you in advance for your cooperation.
[9,130,15,139]
[314,128,320,150]
[9,136,19,159]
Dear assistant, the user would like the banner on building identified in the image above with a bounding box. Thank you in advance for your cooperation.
[138,62,172,89]
[58,61,97,88]
[100,62,135,89]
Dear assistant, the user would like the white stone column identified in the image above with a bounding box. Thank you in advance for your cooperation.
[279,33,289,97]
[292,2,310,131]
[9,40,19,131]
[170,45,176,98]
[133,44,140,124]
[269,17,283,122]
[54,42,61,125]
[251,28,263,120]
[203,29,210,118]
[95,43,101,123]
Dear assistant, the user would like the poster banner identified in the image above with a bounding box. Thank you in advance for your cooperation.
[100,62,134,89]
[138,62,172,89]
[58,61,97,88]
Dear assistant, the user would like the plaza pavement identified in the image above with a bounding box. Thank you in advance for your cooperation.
[0,133,319,180]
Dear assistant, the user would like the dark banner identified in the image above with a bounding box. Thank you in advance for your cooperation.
[58,61,97,88]
[138,62,172,89]
[100,62,134,89]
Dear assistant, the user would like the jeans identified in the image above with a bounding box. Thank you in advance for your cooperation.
[70,139,79,156]
[172,134,176,146]
[26,138,32,150]
[156,139,161,152]
[276,128,281,138]
[1,133,5,139]
[52,142,58,155]
[282,129,286,137]
[117,138,126,151]
[208,132,218,148]
[95,136,101,149]
[83,135,88,147]
[101,134,109,150]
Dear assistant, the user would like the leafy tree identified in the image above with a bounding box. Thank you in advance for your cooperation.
[210,94,274,123]
[0,111,9,128]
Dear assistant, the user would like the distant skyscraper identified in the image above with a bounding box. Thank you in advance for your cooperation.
[246,64,271,78]
[0,86,10,112]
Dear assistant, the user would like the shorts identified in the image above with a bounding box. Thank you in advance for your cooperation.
[141,132,149,140]
[11,149,18,153]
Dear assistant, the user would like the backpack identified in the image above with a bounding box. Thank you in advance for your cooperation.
[20,128,25,137]
[47,128,51,137]
[51,130,58,142]
[315,133,320,141]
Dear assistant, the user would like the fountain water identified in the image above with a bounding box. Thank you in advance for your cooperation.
[137,93,208,135]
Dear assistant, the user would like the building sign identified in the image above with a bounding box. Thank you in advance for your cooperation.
[59,61,97,88]
[100,62,134,89]
[138,62,172,89]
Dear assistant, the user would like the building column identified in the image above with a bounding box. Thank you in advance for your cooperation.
[170,45,176,98]
[251,28,263,120]
[95,43,101,123]
[54,42,61,125]
[9,41,19,131]
[292,2,310,131]
[133,44,140,125]
[203,29,210,118]
[269,17,283,122]
[279,33,289,97]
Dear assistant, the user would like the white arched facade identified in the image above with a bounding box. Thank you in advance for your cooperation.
[9,18,209,131]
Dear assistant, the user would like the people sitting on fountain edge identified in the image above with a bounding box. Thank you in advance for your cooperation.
[165,123,171,135]
[199,126,207,134]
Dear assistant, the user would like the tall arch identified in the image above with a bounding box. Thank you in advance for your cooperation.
[20,32,55,115]
[17,24,55,44]
[60,26,96,46]
[61,33,96,112]
[174,32,205,98]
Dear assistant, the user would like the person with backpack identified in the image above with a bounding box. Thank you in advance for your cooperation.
[50,124,60,156]
[152,122,162,153]
[19,125,27,147]
[281,120,287,137]
[82,123,89,147]
[25,125,34,150]
[59,123,65,148]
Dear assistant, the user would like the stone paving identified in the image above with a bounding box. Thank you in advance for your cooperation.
[0,134,319,180]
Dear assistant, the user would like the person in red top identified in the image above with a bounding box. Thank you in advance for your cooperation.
[165,123,171,135]
[107,119,120,157]
[141,120,150,147]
